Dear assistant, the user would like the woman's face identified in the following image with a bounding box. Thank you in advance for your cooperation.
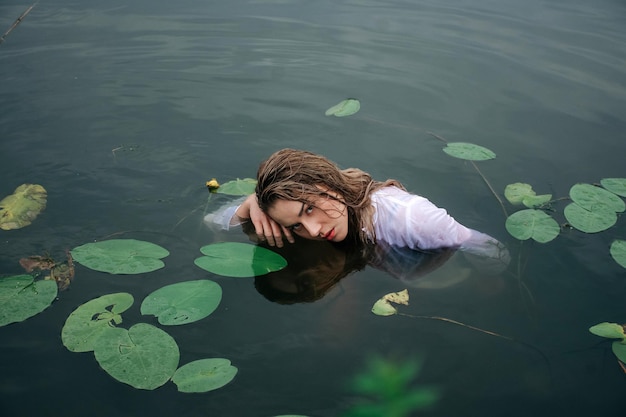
[267,191,349,242]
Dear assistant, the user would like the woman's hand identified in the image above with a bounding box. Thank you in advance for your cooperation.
[236,194,294,247]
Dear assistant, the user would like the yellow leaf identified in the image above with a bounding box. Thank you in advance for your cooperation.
[371,289,409,316]
[383,289,409,306]
[0,184,47,230]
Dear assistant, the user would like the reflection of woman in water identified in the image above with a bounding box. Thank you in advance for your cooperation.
[251,234,367,304]
[207,148,510,301]
[253,235,457,304]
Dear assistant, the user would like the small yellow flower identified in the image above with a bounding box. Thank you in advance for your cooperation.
[206,178,220,191]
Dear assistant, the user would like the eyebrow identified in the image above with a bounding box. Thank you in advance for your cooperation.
[286,202,305,229]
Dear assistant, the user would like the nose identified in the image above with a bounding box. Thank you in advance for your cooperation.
[301,219,322,238]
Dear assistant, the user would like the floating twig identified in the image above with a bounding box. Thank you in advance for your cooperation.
[0,2,38,45]
[399,313,551,370]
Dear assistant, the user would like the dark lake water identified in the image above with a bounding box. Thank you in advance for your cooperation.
[1,0,625,416]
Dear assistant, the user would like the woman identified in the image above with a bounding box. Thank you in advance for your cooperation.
[210,148,502,255]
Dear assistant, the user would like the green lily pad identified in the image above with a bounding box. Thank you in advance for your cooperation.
[372,289,409,317]
[61,292,134,352]
[0,183,47,230]
[442,142,495,161]
[94,323,180,390]
[141,280,222,325]
[0,275,57,327]
[504,183,535,205]
[172,358,238,393]
[522,194,552,208]
[504,183,551,208]
[569,183,625,213]
[589,322,626,340]
[194,242,287,277]
[610,240,626,269]
[612,341,626,363]
[564,202,617,233]
[601,178,626,197]
[71,239,169,274]
[505,209,560,243]
[217,178,257,196]
[325,98,360,117]
[372,299,398,316]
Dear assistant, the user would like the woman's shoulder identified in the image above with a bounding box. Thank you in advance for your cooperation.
[372,185,425,205]
[372,185,410,199]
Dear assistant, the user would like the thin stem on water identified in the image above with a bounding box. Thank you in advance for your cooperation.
[398,313,513,341]
[397,313,551,370]
[0,2,38,45]
[427,132,508,218]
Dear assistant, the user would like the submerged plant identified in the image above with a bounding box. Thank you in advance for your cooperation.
[340,356,440,417]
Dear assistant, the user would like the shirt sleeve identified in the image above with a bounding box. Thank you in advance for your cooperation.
[404,195,473,249]
[371,187,510,271]
[203,196,248,230]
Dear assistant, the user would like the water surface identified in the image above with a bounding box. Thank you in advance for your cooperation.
[1,0,625,416]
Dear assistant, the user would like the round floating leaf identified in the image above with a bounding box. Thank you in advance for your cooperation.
[522,194,552,208]
[0,275,57,327]
[505,209,560,243]
[589,322,626,340]
[216,178,257,196]
[612,341,626,363]
[564,203,616,233]
[172,358,238,393]
[325,98,360,117]
[195,242,287,277]
[371,289,409,316]
[372,299,398,316]
[610,240,626,269]
[141,280,222,325]
[61,292,134,352]
[504,183,535,205]
[442,142,495,161]
[601,178,626,197]
[569,183,625,213]
[94,323,180,390]
[71,239,169,274]
[0,183,47,230]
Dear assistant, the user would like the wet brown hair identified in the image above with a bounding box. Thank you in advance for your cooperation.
[255,148,404,245]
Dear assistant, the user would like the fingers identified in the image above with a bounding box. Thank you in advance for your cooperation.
[281,225,295,244]
[257,220,283,247]
[254,219,294,248]
[248,200,294,247]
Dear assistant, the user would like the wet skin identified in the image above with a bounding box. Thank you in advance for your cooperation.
[267,195,349,243]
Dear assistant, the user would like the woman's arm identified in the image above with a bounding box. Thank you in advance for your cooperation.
[211,194,294,247]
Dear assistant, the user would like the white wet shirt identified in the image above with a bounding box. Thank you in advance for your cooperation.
[204,187,506,256]
[369,186,473,249]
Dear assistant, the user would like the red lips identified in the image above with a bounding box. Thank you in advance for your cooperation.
[325,228,336,241]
